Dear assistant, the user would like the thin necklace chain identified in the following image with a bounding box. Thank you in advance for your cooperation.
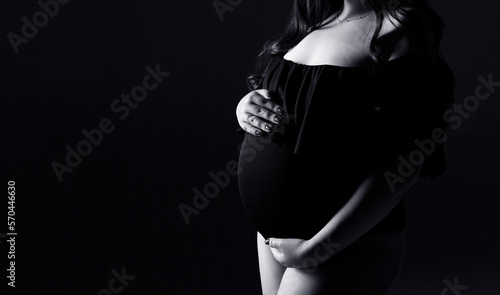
[306,10,376,32]
[337,11,375,23]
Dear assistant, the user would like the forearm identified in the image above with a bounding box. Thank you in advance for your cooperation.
[307,164,421,261]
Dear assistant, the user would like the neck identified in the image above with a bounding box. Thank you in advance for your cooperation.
[340,0,370,19]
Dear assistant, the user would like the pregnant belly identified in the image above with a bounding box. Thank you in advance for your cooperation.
[237,134,360,239]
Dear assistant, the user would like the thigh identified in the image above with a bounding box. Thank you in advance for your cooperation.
[277,267,328,295]
[257,232,286,295]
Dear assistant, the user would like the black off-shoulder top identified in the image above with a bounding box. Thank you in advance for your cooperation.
[238,53,449,239]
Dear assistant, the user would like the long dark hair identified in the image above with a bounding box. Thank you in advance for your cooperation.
[247,0,454,108]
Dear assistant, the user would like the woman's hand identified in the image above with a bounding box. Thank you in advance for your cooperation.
[266,237,316,269]
[236,89,286,136]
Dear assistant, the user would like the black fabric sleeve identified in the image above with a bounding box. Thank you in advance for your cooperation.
[372,55,450,178]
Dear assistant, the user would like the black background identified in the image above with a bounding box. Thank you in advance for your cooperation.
[1,0,499,294]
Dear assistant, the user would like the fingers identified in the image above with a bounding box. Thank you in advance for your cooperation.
[237,89,287,136]
[270,247,282,258]
[267,238,286,266]
[245,91,286,136]
[246,103,284,126]
[254,89,272,100]
[252,90,285,120]
[267,237,281,249]
[240,121,266,136]
[245,112,277,135]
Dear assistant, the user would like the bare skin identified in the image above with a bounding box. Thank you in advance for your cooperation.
[236,89,284,137]
[257,232,286,294]
[236,1,434,294]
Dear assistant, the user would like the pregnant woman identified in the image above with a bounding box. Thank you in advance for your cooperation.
[236,0,454,294]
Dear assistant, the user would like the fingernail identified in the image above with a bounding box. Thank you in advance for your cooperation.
[277,108,283,114]
[265,125,271,131]
[265,239,270,245]
[255,130,262,136]
[273,116,281,123]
